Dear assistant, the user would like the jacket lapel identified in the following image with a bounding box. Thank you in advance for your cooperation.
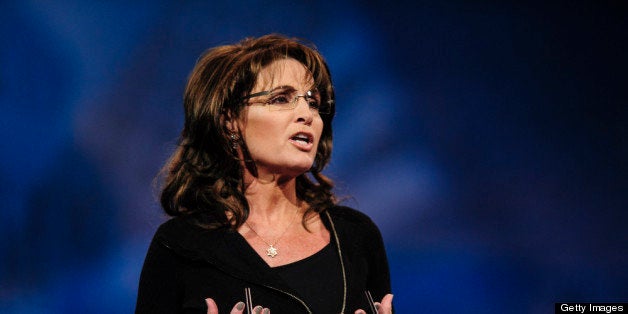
[156,217,296,292]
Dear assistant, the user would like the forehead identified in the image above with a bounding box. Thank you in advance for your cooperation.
[253,58,314,92]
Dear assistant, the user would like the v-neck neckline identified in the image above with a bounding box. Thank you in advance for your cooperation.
[234,212,332,269]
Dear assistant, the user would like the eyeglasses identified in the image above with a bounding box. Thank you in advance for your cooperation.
[240,86,333,114]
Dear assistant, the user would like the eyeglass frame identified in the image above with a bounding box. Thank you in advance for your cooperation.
[239,86,334,115]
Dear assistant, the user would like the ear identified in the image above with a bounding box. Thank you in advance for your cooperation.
[222,110,241,134]
[225,119,238,133]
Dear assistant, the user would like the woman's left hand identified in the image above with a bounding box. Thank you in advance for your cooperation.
[354,293,393,314]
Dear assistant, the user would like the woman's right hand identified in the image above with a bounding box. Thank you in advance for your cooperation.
[354,293,393,314]
[205,298,270,314]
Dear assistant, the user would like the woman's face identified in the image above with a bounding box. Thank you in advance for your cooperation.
[238,58,324,180]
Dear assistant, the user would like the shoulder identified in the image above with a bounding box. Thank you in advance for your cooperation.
[153,215,200,241]
[326,205,373,223]
[150,215,227,258]
[324,205,381,237]
[154,214,224,240]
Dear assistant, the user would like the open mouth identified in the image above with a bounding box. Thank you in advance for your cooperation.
[290,132,313,145]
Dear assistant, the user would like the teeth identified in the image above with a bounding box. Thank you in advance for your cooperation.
[292,134,310,143]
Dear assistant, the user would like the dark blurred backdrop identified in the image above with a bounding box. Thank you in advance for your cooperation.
[1,1,626,313]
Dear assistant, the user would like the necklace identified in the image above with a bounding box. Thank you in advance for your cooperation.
[244,207,299,258]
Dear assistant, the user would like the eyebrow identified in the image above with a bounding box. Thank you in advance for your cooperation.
[244,85,317,99]
[266,85,299,93]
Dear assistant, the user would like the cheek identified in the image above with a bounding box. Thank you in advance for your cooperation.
[243,117,282,149]
[314,118,324,142]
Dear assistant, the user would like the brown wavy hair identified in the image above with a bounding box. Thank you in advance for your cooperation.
[159,34,336,229]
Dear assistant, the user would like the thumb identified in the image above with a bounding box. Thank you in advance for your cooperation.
[206,298,219,314]
[382,293,394,305]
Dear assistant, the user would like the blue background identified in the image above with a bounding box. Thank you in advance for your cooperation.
[1,1,626,313]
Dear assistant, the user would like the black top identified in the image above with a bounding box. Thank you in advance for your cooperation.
[135,206,392,313]
[274,242,343,313]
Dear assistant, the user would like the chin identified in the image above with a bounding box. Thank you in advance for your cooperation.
[282,160,315,177]
[260,156,316,178]
[289,164,314,175]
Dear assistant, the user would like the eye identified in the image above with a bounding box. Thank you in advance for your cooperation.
[267,93,291,105]
[307,99,321,109]
[305,90,322,110]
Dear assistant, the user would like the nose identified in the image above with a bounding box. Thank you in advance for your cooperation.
[294,96,314,125]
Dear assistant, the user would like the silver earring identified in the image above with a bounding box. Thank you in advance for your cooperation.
[229,133,240,149]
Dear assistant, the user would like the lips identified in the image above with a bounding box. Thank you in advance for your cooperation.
[289,132,314,150]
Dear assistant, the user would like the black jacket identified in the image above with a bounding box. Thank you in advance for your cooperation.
[135,206,392,313]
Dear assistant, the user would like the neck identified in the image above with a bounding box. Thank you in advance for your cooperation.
[243,170,302,224]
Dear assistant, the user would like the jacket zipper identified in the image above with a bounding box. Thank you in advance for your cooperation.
[241,212,344,314]
[261,285,313,314]
[326,211,347,314]
[162,212,346,313]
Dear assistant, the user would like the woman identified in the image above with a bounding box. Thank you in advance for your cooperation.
[136,34,393,314]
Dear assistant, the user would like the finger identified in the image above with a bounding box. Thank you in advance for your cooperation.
[253,305,263,314]
[205,298,219,314]
[374,302,382,314]
[354,310,367,314]
[262,308,270,314]
[230,301,246,314]
[375,294,394,313]
[381,293,394,305]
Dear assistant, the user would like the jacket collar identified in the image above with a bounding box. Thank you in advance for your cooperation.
[156,211,346,293]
